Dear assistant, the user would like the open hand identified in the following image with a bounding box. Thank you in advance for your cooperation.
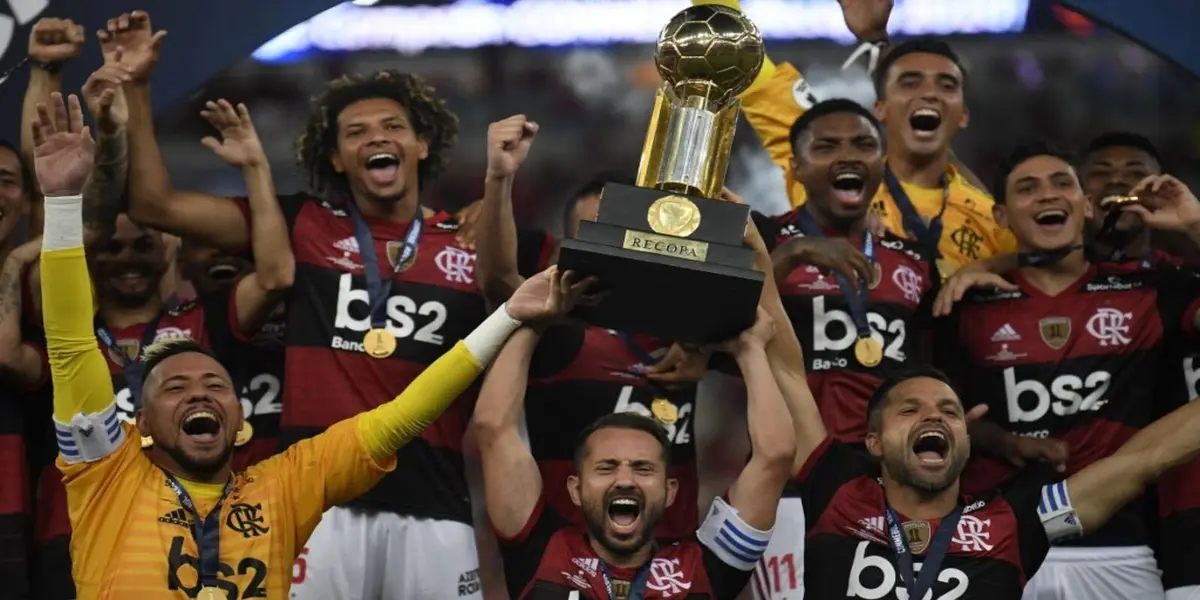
[932,270,1018,317]
[486,115,538,179]
[28,18,85,64]
[645,343,711,389]
[81,51,133,134]
[32,92,94,197]
[776,236,874,290]
[97,11,167,82]
[505,266,601,323]
[200,100,266,168]
[1121,174,1200,234]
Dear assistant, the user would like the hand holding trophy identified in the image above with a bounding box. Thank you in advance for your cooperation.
[557,5,766,343]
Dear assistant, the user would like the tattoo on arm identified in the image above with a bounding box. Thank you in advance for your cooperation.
[82,131,129,247]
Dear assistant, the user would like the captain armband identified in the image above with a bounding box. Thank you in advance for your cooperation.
[1037,480,1084,543]
[696,496,772,571]
[54,402,125,464]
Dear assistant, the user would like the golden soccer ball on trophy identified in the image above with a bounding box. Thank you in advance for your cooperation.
[654,4,765,107]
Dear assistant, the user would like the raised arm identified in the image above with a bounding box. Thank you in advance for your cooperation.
[198,100,293,335]
[33,93,120,457]
[1054,395,1200,542]
[0,239,45,389]
[78,57,134,249]
[476,115,538,307]
[113,12,250,250]
[473,326,544,538]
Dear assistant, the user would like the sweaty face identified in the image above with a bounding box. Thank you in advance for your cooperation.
[0,147,27,245]
[792,112,884,226]
[91,214,169,307]
[569,428,677,558]
[995,155,1092,253]
[138,352,242,478]
[874,53,968,158]
[868,377,970,494]
[1081,146,1159,234]
[179,242,251,296]
[330,98,429,204]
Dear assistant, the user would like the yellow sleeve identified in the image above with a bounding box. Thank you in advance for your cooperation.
[357,341,483,460]
[41,247,113,422]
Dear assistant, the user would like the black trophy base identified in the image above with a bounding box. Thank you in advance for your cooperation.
[557,237,764,344]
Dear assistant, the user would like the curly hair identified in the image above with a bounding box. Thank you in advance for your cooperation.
[295,70,460,198]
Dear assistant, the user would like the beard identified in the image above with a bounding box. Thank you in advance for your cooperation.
[882,446,969,495]
[160,441,234,481]
[581,495,666,558]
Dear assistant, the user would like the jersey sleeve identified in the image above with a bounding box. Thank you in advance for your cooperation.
[739,62,815,209]
[261,417,394,543]
[516,226,556,278]
[789,437,872,528]
[494,494,568,600]
[40,247,123,463]
[231,193,311,248]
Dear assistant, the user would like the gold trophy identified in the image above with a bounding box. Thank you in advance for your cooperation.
[557,5,767,343]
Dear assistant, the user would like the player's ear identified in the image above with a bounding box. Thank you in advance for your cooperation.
[135,410,154,448]
[865,431,884,459]
[872,99,886,122]
[331,152,345,174]
[417,136,429,161]
[1083,195,1095,220]
[993,204,1009,230]
[959,106,970,130]
[567,475,582,507]
[665,477,679,508]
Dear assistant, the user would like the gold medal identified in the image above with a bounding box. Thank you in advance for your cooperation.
[651,399,678,424]
[363,328,397,359]
[139,435,154,449]
[197,586,226,600]
[234,421,254,447]
[936,258,958,283]
[854,336,883,367]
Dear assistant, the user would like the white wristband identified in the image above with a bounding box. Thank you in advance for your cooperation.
[43,194,84,250]
[463,302,523,366]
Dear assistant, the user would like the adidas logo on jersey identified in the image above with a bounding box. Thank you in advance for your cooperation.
[159,508,193,528]
[333,236,360,254]
[990,323,1021,342]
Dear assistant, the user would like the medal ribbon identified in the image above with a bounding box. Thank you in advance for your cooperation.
[600,561,653,600]
[347,202,424,329]
[884,504,964,600]
[792,208,875,341]
[883,166,949,260]
[162,473,234,589]
[95,309,168,410]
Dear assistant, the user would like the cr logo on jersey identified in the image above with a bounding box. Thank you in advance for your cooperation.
[951,514,993,552]
[435,246,476,284]
[891,265,924,303]
[646,558,692,595]
[1085,307,1132,347]
[949,225,984,261]
[226,503,270,538]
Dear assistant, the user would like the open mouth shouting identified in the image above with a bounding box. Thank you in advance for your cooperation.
[606,495,643,536]
[910,427,950,467]
[831,166,868,208]
[908,107,942,141]
[364,152,402,187]
[206,262,243,282]
[180,408,223,445]
[1032,208,1069,231]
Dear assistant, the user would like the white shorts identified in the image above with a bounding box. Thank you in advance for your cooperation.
[1168,586,1200,600]
[750,496,806,600]
[290,506,482,600]
[1023,545,1163,600]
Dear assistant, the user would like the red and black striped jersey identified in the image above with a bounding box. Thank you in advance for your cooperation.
[937,259,1200,546]
[796,439,1051,600]
[227,305,286,471]
[233,194,552,523]
[754,210,938,443]
[525,325,699,540]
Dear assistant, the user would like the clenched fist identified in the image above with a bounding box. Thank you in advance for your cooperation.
[28,18,85,64]
[486,115,538,180]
